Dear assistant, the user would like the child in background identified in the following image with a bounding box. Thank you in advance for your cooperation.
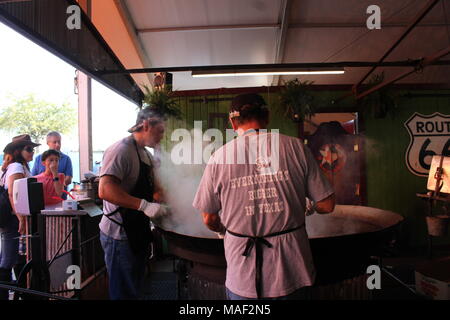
[34,149,65,206]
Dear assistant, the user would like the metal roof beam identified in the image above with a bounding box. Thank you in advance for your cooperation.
[114,0,153,84]
[356,45,450,100]
[137,23,279,33]
[135,22,450,34]
[271,0,292,86]
[290,22,450,29]
[98,60,450,75]
[353,0,441,94]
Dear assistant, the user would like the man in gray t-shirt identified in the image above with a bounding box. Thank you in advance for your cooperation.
[98,107,169,300]
[193,93,335,299]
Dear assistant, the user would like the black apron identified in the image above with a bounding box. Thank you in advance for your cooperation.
[226,225,304,299]
[105,139,154,255]
[225,128,304,298]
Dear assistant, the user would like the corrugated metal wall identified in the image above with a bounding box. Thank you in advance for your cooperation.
[45,216,74,298]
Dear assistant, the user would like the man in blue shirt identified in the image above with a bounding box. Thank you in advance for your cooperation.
[32,131,73,198]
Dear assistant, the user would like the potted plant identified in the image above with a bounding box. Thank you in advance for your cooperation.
[278,79,316,123]
[142,84,183,119]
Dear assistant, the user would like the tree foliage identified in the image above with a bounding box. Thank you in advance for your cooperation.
[0,94,77,143]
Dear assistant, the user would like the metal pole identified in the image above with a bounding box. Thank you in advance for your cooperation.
[353,0,441,93]
[356,46,450,100]
[0,283,72,300]
[97,60,450,75]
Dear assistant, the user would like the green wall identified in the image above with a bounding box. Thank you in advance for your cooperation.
[161,88,450,248]
[364,91,450,248]
[161,92,299,150]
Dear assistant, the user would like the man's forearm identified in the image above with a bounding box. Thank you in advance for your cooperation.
[99,178,141,210]
[202,212,225,233]
[65,175,72,186]
[315,194,336,214]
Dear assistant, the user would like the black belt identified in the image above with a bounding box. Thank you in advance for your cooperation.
[226,224,304,299]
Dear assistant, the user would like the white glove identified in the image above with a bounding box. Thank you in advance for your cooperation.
[139,199,169,219]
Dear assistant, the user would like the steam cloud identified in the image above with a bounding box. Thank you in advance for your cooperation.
[152,129,395,240]
[154,128,221,239]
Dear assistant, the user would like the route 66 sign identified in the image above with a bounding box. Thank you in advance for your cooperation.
[404,112,450,177]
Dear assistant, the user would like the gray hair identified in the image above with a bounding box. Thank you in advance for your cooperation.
[46,131,61,141]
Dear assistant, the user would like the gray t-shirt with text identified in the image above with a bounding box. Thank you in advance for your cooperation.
[193,132,334,298]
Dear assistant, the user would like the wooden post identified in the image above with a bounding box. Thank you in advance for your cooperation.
[77,71,93,179]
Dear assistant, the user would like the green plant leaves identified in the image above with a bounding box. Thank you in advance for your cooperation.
[142,85,183,120]
[278,79,316,122]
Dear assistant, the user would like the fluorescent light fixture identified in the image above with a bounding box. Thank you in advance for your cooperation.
[191,68,345,78]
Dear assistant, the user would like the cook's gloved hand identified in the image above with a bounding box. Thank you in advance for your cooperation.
[139,199,170,220]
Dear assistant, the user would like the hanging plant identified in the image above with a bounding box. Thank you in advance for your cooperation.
[142,84,183,120]
[278,79,316,123]
[359,72,398,119]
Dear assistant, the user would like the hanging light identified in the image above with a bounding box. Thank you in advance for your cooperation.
[191,68,345,78]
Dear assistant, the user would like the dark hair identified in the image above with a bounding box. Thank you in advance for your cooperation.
[128,108,166,133]
[41,149,61,162]
[230,93,269,125]
[1,147,28,172]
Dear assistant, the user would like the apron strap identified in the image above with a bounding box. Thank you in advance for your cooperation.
[226,224,304,298]
[102,138,153,229]
[104,207,123,226]
[0,170,6,187]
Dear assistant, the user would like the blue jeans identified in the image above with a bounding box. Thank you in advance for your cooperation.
[99,231,147,300]
[226,287,310,300]
[0,215,19,269]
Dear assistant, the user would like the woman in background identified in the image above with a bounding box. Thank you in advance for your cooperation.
[0,134,39,300]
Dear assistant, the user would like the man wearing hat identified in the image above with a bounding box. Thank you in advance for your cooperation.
[193,93,335,300]
[98,107,169,300]
[1,134,40,300]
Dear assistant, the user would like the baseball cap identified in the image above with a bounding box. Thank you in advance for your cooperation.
[128,107,165,133]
